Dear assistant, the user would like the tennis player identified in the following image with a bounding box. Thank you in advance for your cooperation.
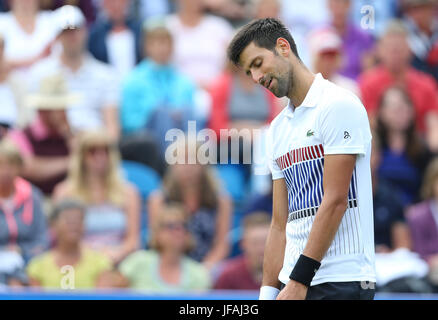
[228,18,376,300]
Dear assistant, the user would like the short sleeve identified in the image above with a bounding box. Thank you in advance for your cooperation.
[318,96,371,156]
[26,255,44,282]
[266,124,284,180]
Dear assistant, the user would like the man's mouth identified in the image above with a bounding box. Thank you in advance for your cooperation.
[267,78,273,89]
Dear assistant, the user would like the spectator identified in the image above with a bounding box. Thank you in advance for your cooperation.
[406,158,438,290]
[207,62,281,192]
[208,62,280,138]
[214,212,270,290]
[359,19,438,135]
[0,140,48,286]
[53,130,140,265]
[371,134,412,252]
[88,0,143,79]
[120,20,199,142]
[7,74,77,196]
[327,0,375,80]
[401,0,438,81]
[148,139,233,269]
[165,0,234,89]
[0,0,57,72]
[308,27,360,96]
[119,204,211,292]
[0,33,17,138]
[27,199,115,289]
[0,31,30,129]
[375,86,432,206]
[30,5,120,139]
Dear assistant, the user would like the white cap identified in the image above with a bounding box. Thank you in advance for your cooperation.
[308,27,342,56]
[54,5,86,34]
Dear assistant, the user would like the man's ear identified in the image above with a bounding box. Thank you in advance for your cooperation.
[276,37,291,57]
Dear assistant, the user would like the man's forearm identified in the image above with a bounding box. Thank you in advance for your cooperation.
[23,157,69,182]
[262,224,286,289]
[302,199,348,262]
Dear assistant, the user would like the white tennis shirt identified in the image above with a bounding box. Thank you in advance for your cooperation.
[267,73,376,286]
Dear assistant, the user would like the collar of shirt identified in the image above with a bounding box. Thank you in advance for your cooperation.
[55,53,96,76]
[284,73,324,119]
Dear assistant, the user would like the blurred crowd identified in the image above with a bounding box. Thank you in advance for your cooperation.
[0,0,438,295]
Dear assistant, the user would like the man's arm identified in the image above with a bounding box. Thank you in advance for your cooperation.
[22,156,70,183]
[103,106,120,141]
[260,178,288,296]
[277,153,356,300]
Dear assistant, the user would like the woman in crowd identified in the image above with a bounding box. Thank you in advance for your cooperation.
[27,199,117,289]
[53,130,140,265]
[148,139,232,270]
[165,0,233,89]
[375,86,432,207]
[0,140,47,286]
[119,204,211,291]
[407,158,438,290]
[0,0,57,71]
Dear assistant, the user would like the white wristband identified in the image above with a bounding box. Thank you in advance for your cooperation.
[259,285,280,300]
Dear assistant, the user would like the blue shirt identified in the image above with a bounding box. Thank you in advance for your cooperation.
[120,59,197,133]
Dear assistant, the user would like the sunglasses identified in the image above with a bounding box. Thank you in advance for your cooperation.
[160,222,188,232]
[85,145,112,155]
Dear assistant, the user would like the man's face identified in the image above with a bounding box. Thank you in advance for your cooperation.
[328,0,351,22]
[241,225,270,267]
[38,110,69,135]
[103,0,129,24]
[378,33,412,72]
[240,41,292,98]
[145,33,173,65]
[59,27,87,56]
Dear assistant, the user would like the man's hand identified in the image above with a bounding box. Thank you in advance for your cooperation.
[276,280,308,300]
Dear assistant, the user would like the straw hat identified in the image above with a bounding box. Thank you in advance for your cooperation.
[26,74,81,110]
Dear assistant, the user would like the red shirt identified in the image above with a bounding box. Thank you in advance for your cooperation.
[359,66,438,133]
[213,256,260,290]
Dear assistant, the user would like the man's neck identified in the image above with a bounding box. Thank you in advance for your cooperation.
[387,65,408,83]
[287,67,316,108]
[60,52,84,72]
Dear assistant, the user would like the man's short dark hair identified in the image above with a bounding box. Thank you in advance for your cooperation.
[228,18,299,66]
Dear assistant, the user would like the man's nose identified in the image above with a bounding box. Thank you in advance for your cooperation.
[252,71,263,85]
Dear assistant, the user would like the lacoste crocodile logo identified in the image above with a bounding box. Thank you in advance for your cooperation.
[306,129,314,137]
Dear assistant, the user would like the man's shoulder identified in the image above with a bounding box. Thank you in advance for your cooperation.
[358,66,389,86]
[321,80,365,113]
[408,68,438,90]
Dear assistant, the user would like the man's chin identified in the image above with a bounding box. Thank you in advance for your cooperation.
[272,89,287,98]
